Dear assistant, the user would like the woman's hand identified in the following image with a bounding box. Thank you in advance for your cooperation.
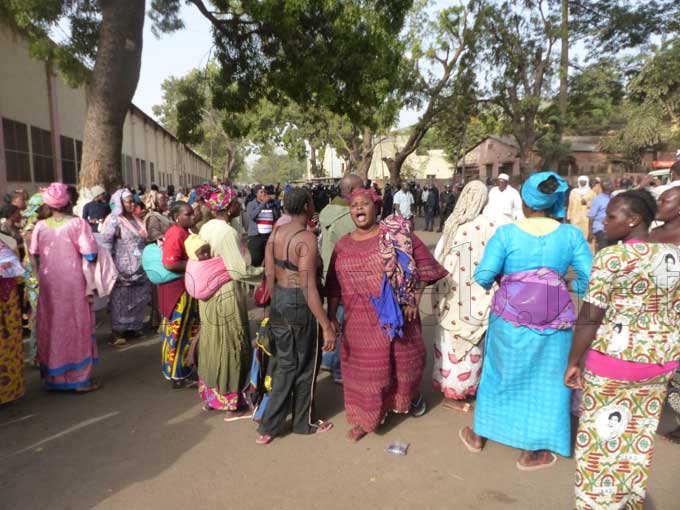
[564,365,583,390]
[321,322,337,352]
[403,304,419,322]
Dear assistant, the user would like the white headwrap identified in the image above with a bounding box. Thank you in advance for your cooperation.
[575,175,591,196]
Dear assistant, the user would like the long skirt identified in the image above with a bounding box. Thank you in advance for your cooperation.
[197,280,251,403]
[432,327,483,400]
[161,292,199,380]
[0,285,25,404]
[473,312,573,456]
[574,369,671,510]
[110,279,151,332]
[342,316,426,433]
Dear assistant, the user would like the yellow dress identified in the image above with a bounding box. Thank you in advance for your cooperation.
[567,189,596,241]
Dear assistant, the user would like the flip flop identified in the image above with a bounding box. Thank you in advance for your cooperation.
[224,409,252,422]
[443,400,473,413]
[256,434,273,445]
[74,380,100,394]
[311,420,333,434]
[108,337,128,349]
[458,426,482,453]
[516,452,557,472]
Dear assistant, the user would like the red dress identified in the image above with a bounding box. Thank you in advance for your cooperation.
[326,233,447,432]
[158,224,189,319]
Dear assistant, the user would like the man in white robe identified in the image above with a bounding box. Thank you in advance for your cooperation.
[482,173,524,225]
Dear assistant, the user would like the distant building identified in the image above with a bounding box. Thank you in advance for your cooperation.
[0,20,211,197]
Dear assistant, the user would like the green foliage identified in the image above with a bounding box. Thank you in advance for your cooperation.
[250,151,306,184]
[566,59,626,135]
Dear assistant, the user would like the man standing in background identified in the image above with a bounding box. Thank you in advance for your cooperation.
[247,184,280,266]
[588,179,612,252]
[393,181,415,225]
[438,184,456,232]
[482,173,524,225]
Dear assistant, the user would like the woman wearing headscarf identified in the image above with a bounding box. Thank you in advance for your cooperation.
[325,187,447,442]
[459,172,592,470]
[432,181,497,412]
[144,190,172,244]
[21,193,51,366]
[100,189,151,347]
[567,176,596,247]
[196,186,264,420]
[29,183,99,392]
[160,201,199,388]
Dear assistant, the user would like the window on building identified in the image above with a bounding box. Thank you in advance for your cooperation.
[75,139,83,174]
[150,161,155,185]
[2,118,31,182]
[485,163,493,176]
[124,155,133,186]
[60,135,77,184]
[31,126,54,182]
[140,159,147,187]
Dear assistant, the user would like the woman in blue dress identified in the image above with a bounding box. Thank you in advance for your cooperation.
[458,172,593,471]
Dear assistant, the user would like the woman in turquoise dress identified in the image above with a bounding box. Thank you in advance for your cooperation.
[459,172,593,470]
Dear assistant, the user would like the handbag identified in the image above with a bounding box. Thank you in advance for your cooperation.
[141,243,182,285]
[253,278,271,307]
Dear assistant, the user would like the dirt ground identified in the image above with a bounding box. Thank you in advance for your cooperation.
[1,226,679,510]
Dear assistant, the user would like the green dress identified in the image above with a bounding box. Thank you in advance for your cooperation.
[197,219,263,397]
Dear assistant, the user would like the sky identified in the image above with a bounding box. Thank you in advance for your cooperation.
[132,3,420,129]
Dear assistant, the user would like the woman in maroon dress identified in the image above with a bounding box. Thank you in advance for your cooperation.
[325,187,447,442]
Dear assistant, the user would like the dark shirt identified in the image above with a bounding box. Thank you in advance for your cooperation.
[83,200,110,232]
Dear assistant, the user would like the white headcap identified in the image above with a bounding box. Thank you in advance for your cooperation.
[91,185,106,197]
[497,173,510,181]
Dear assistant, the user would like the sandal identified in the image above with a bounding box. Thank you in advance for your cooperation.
[256,434,273,445]
[443,399,473,413]
[224,409,252,422]
[75,380,100,393]
[346,425,367,443]
[516,451,557,472]
[458,426,483,453]
[310,420,333,434]
[108,337,128,349]
[410,394,427,417]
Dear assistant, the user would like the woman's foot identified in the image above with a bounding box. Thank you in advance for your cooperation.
[171,380,185,389]
[310,420,334,434]
[662,427,680,444]
[108,335,128,349]
[443,398,474,413]
[346,425,368,443]
[516,450,557,471]
[410,394,427,417]
[224,409,252,422]
[256,434,273,445]
[74,380,100,393]
[458,426,484,453]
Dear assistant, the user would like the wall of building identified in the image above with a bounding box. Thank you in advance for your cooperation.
[0,21,211,197]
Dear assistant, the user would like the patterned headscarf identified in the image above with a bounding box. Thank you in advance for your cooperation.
[438,180,488,264]
[109,188,133,216]
[196,184,218,201]
[205,185,238,212]
[350,187,381,204]
[40,182,70,209]
[22,193,45,230]
[144,190,161,211]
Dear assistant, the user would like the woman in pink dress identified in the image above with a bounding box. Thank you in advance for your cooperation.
[30,183,99,392]
[325,187,447,441]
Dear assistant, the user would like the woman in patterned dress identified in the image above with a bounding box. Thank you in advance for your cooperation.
[650,186,680,443]
[101,189,151,346]
[432,180,496,412]
[325,187,447,442]
[565,189,680,510]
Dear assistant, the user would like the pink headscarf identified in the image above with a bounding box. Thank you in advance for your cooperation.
[349,187,381,204]
[206,185,238,212]
[40,182,70,209]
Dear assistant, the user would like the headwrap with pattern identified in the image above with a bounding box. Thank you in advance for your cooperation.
[205,185,238,212]
[40,182,70,209]
[22,193,45,230]
[109,188,133,217]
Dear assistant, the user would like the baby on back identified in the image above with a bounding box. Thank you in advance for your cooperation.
[184,234,231,300]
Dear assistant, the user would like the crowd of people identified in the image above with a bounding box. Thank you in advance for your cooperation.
[2,162,680,509]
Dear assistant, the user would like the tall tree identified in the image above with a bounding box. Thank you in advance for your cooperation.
[482,0,560,175]
[250,150,305,184]
[381,1,483,184]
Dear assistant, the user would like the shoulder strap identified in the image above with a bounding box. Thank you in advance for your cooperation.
[284,228,308,262]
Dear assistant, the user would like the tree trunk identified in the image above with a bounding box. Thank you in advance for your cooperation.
[355,128,376,181]
[559,0,568,128]
[79,0,146,192]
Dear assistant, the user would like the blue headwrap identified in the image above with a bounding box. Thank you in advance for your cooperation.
[520,171,569,219]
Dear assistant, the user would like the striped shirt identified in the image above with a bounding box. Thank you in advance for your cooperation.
[256,208,275,234]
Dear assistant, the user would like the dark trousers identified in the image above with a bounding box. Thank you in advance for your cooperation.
[439,210,451,231]
[248,233,269,267]
[259,287,320,437]
[425,209,435,231]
